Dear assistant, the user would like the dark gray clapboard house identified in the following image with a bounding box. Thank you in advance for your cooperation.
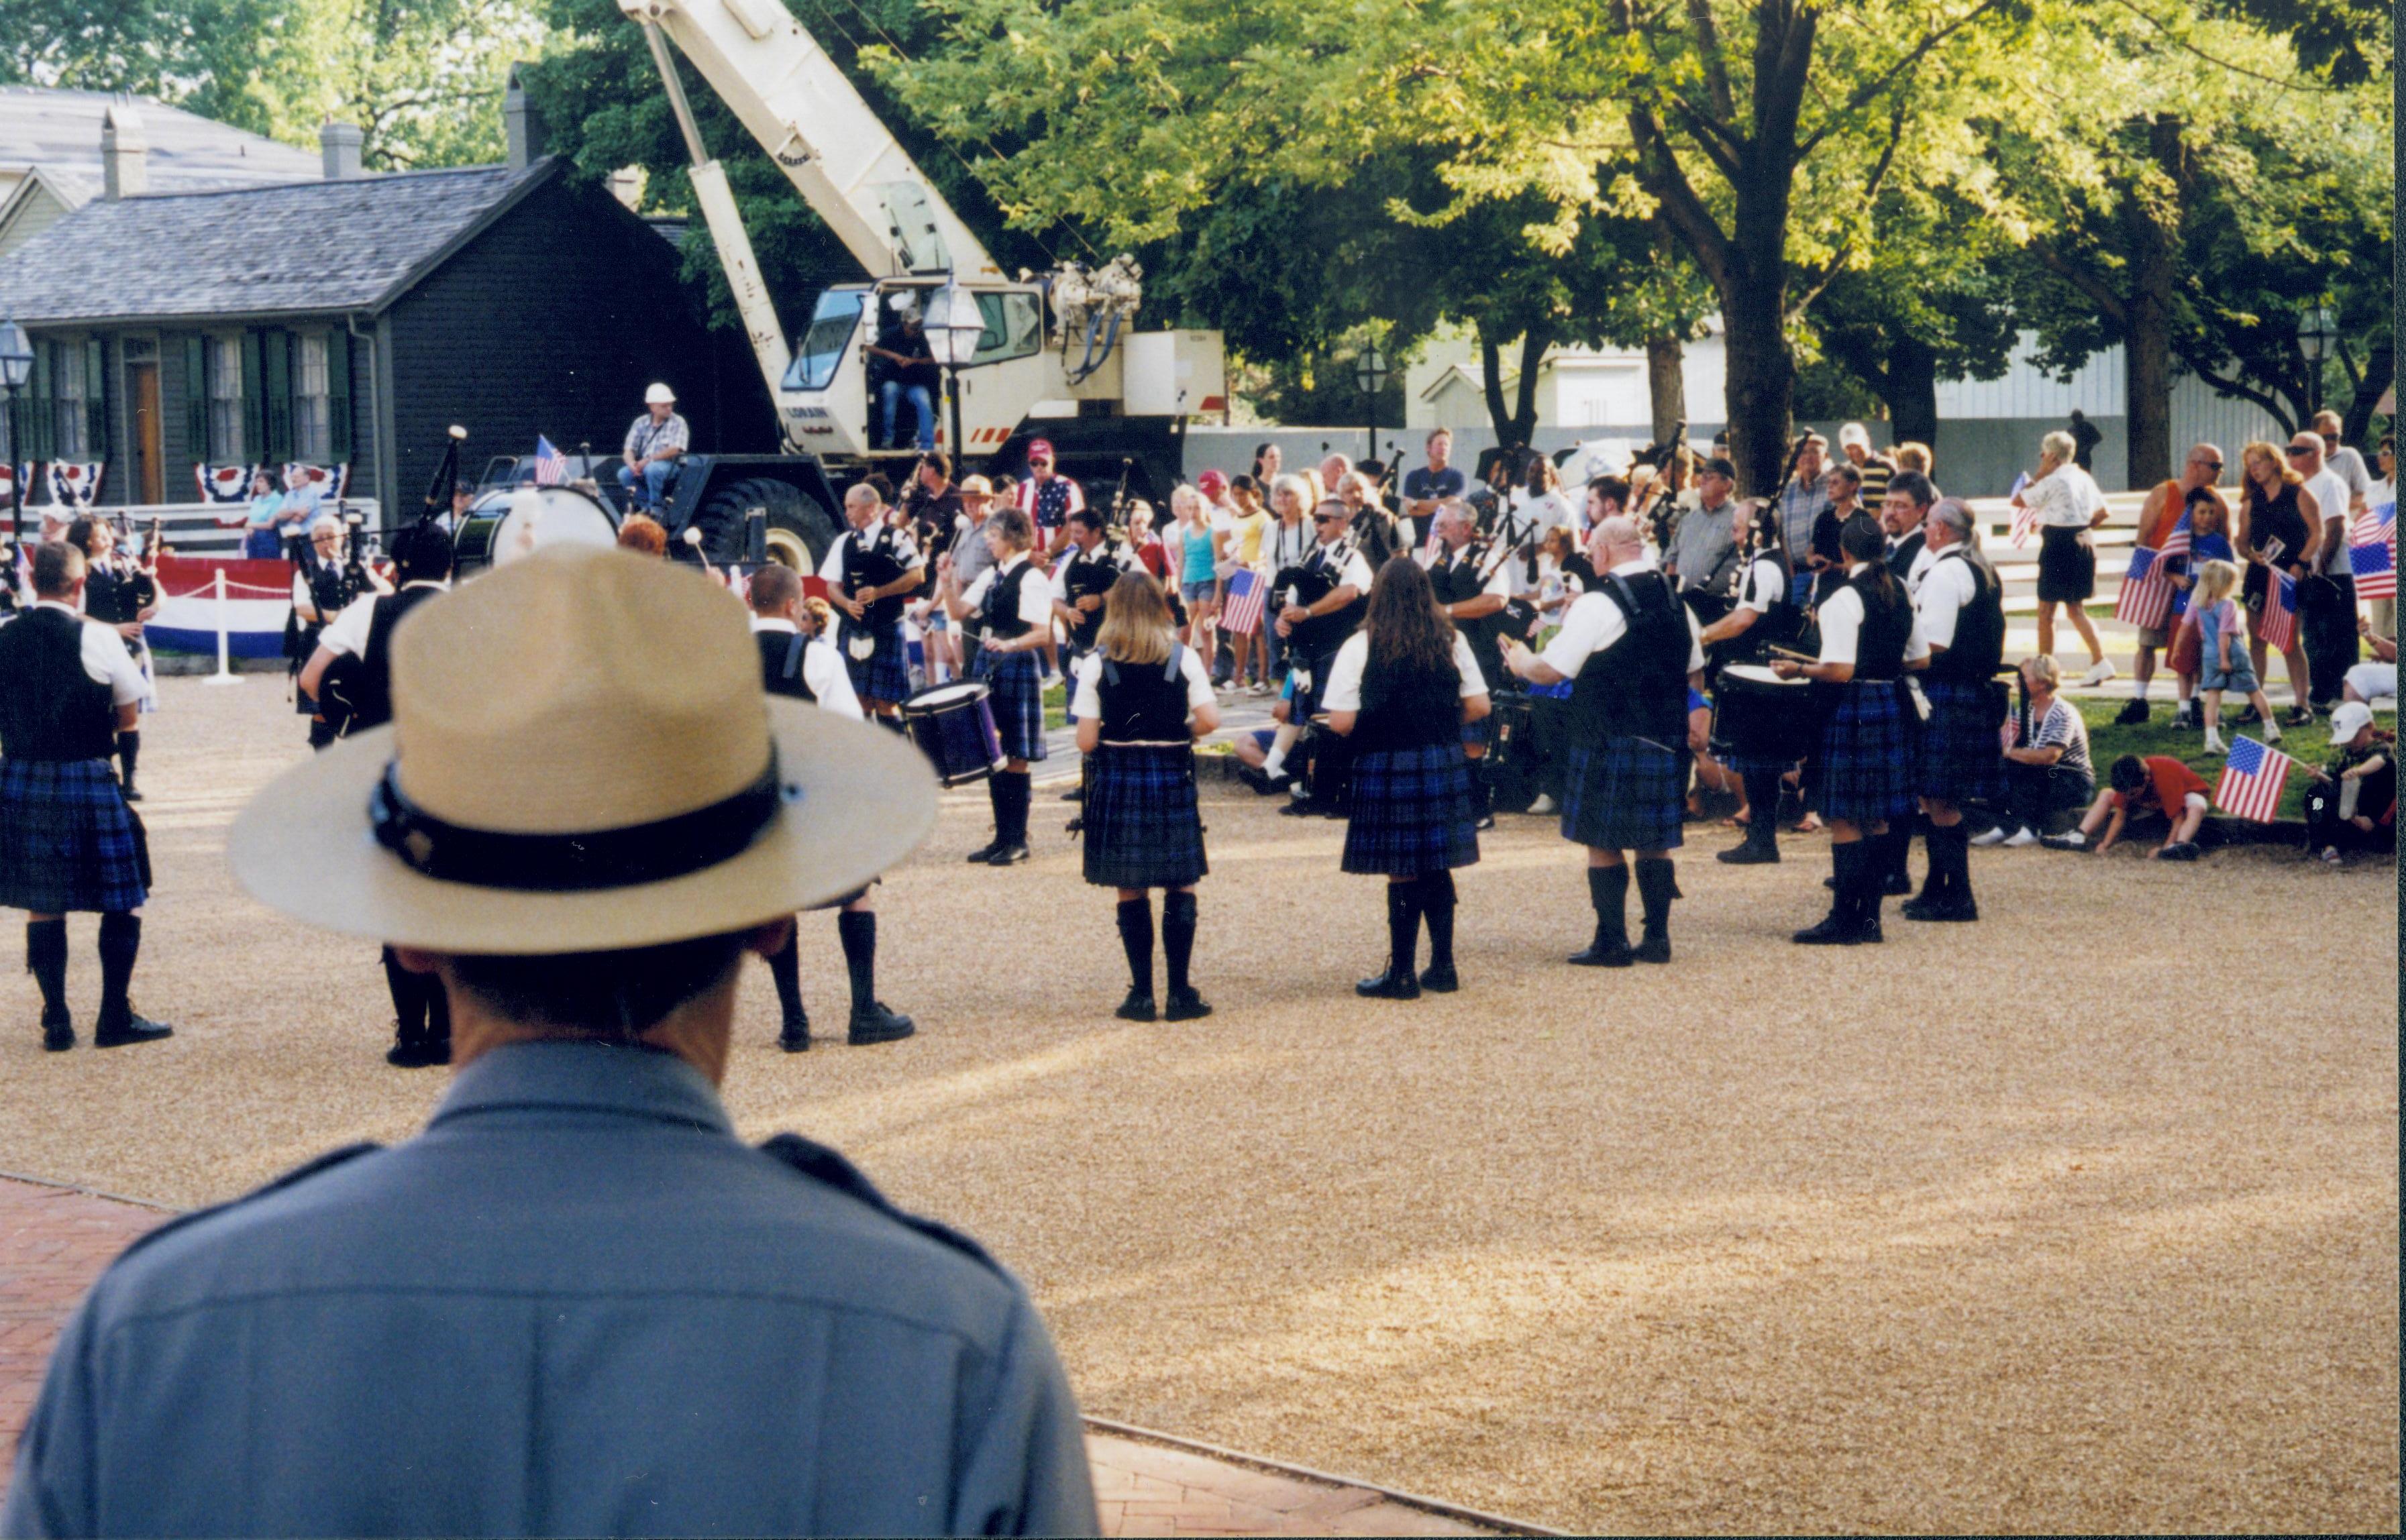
[0,125,770,524]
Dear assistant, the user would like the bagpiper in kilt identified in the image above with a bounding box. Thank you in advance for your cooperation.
[1320,559,1486,1003]
[1699,505,1808,867]
[747,565,917,1051]
[1510,518,1701,970]
[941,505,1049,867]
[0,542,172,1052]
[1785,515,1926,946]
[1905,504,2008,924]
[64,516,156,800]
[1074,587,1217,1023]
[820,485,925,717]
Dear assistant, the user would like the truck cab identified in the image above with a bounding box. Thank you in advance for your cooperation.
[782,279,1052,465]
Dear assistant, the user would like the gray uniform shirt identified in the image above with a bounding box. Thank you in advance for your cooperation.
[1669,500,1739,596]
[3,1041,1096,1538]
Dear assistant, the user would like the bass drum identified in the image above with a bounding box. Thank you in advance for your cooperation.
[454,487,620,578]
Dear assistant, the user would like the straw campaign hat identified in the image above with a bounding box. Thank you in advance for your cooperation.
[229,545,936,954]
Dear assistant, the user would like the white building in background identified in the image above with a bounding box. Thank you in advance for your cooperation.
[1406,321,1726,435]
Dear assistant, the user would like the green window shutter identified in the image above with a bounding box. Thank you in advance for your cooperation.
[85,338,106,465]
[184,335,209,465]
[325,328,353,461]
[26,341,52,462]
[240,330,264,463]
[261,329,293,463]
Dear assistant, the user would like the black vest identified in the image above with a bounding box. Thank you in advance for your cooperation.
[1569,573,1690,745]
[82,565,153,627]
[342,586,447,733]
[1426,545,1504,690]
[1294,542,1367,659]
[1060,541,1122,651]
[1724,555,1800,666]
[1924,547,2005,683]
[981,561,1037,641]
[755,630,819,702]
[1884,530,1926,584]
[0,608,118,761]
[1846,569,1914,683]
[843,526,911,629]
[1097,647,1191,742]
[1355,649,1463,753]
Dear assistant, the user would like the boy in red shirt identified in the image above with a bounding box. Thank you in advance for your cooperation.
[2045,754,2209,859]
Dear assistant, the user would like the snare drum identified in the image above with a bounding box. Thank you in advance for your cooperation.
[901,681,1005,787]
[1710,663,1816,765]
[454,488,620,579]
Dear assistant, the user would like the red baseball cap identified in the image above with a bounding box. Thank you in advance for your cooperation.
[1197,470,1228,497]
[1025,439,1055,461]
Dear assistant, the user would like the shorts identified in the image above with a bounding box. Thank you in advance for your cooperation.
[2137,622,2170,649]
[2201,655,2259,694]
[1180,579,1216,605]
[2036,526,2096,604]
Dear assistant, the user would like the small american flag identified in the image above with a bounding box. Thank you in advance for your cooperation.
[2258,569,2299,653]
[2348,501,2396,602]
[2113,511,2191,630]
[2007,472,2036,547]
[533,435,569,487]
[2214,734,2296,822]
[1220,567,1266,635]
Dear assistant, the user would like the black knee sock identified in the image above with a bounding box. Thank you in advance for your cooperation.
[1936,822,1972,904]
[996,771,1032,844]
[1848,840,1885,924]
[1116,897,1155,994]
[382,944,427,1040]
[1161,890,1198,995]
[1385,881,1425,977]
[424,969,451,1044]
[97,912,139,1019]
[1742,772,1781,845]
[985,777,1009,844]
[1634,858,1677,938]
[1420,871,1457,971]
[1586,864,1629,950]
[1826,843,1857,922]
[837,910,878,1013]
[115,730,139,790]
[766,928,806,1028]
[26,920,66,1020]
[1466,759,1492,820]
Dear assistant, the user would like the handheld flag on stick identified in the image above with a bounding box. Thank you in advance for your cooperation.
[2213,734,2295,822]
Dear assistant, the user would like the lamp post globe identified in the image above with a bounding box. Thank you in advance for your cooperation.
[923,283,986,463]
[1354,346,1390,466]
[0,318,28,553]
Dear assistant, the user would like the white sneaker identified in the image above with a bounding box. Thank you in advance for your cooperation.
[2203,730,2227,754]
[2263,720,2283,745]
[1970,826,2010,847]
[2080,660,2117,687]
[2001,826,2041,848]
[1528,793,1557,816]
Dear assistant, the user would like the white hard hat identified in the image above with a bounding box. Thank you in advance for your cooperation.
[644,382,676,406]
[1838,422,1871,449]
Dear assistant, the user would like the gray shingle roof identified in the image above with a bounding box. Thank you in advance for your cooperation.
[0,88,323,192]
[0,159,554,323]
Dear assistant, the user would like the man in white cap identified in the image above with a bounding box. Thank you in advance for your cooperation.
[5,547,1094,1535]
[618,382,688,512]
[1836,422,1893,509]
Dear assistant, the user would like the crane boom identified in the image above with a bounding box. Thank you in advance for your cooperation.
[619,0,1000,283]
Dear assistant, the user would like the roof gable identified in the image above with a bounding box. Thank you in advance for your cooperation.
[0,160,560,324]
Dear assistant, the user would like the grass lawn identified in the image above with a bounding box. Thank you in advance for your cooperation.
[2073,695,2346,822]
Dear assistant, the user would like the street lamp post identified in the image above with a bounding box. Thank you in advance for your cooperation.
[2297,305,2336,421]
[923,282,988,468]
[1354,345,1390,469]
[0,319,30,557]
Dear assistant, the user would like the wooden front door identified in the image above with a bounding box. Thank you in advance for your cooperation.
[129,360,163,504]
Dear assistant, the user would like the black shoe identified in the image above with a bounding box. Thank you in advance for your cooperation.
[1237,765,1291,795]
[2282,707,2316,727]
[1162,988,1212,1022]
[847,1002,917,1045]
[2113,698,2152,725]
[1277,799,1317,818]
[1355,968,1421,1000]
[984,842,1031,865]
[1717,840,1779,865]
[1063,816,1084,835]
[92,1011,172,1049]
[964,839,1006,863]
[2235,704,2262,725]
[1061,785,1084,802]
[1791,914,1861,946]
[1567,941,1634,967]
[778,1015,810,1052]
[1633,930,1671,964]
[40,1009,72,1053]
[1881,871,1914,897]
[2158,840,2203,862]
[120,783,143,802]
[1473,812,1496,831]
[1115,989,1157,1022]
[1901,896,1980,922]
[1418,963,1459,993]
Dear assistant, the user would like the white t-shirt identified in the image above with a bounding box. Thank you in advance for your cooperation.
[319,580,449,659]
[1735,555,1786,615]
[2305,468,2352,573]
[2024,464,2107,529]
[1816,564,1931,667]
[1320,629,1489,712]
[1509,489,1577,534]
[961,554,1056,630]
[1914,549,1980,652]
[1538,561,1707,678]
[1263,518,1313,575]
[2325,446,2372,507]
[750,617,862,720]
[33,600,148,706]
[1069,645,1216,726]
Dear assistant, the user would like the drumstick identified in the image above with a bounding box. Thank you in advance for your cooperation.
[1766,644,1818,663]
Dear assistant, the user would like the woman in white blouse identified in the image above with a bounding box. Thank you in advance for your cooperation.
[2009,429,2114,685]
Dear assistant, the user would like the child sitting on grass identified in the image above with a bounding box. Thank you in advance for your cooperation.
[2044,754,2210,860]
[2190,559,2280,755]
[2305,700,2397,863]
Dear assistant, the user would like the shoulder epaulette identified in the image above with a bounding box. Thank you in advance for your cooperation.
[107,1142,384,1268]
[756,1132,1002,1276]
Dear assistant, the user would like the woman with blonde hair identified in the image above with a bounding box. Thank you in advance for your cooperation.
[2235,439,2320,724]
[2009,429,2112,684]
[1074,571,1221,1020]
[1169,482,1218,656]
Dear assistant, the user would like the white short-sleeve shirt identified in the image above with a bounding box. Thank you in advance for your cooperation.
[1316,543,1376,596]
[1735,555,1786,614]
[318,581,448,659]
[35,601,148,707]
[1537,561,1707,678]
[817,525,923,588]
[1816,565,1931,667]
[960,554,1056,630]
[1048,541,1143,602]
[1320,629,1489,713]
[1070,645,1216,724]
[2024,465,2105,529]
[750,617,863,720]
[1914,549,1979,652]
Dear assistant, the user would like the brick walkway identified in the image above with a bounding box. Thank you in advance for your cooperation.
[0,1176,1499,1536]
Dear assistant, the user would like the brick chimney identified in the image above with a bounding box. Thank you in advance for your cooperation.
[321,122,364,180]
[503,64,546,172]
[102,104,149,199]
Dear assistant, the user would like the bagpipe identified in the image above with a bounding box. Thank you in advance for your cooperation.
[314,427,462,741]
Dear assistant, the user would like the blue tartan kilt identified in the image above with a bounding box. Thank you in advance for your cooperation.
[840,618,913,706]
[1916,677,2005,804]
[1342,743,1480,875]
[0,758,147,914]
[972,647,1049,763]
[1084,744,1207,889]
[1814,681,1917,824]
[1561,733,1687,852]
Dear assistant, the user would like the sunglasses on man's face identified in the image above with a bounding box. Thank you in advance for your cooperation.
[2287,445,2316,455]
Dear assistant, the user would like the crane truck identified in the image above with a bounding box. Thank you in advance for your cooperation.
[598,0,1225,570]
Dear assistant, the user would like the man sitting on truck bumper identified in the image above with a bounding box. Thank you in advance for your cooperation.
[619,383,689,510]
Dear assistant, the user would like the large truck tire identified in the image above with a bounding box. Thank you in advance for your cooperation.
[695,476,841,571]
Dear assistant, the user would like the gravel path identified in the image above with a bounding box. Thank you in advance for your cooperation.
[0,678,2393,1533]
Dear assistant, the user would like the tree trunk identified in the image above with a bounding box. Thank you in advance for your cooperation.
[1884,333,1940,450]
[1646,333,1685,445]
[2343,337,2393,447]
[1719,274,1793,496]
[2121,116,2183,490]
[1479,332,1514,445]
[1512,329,1548,449]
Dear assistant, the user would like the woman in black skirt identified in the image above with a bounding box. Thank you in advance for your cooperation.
[939,505,1051,865]
[1772,517,1928,943]
[1072,573,1221,1021]
[1322,559,1490,999]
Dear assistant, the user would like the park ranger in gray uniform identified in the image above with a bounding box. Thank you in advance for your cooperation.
[3,546,1096,1537]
